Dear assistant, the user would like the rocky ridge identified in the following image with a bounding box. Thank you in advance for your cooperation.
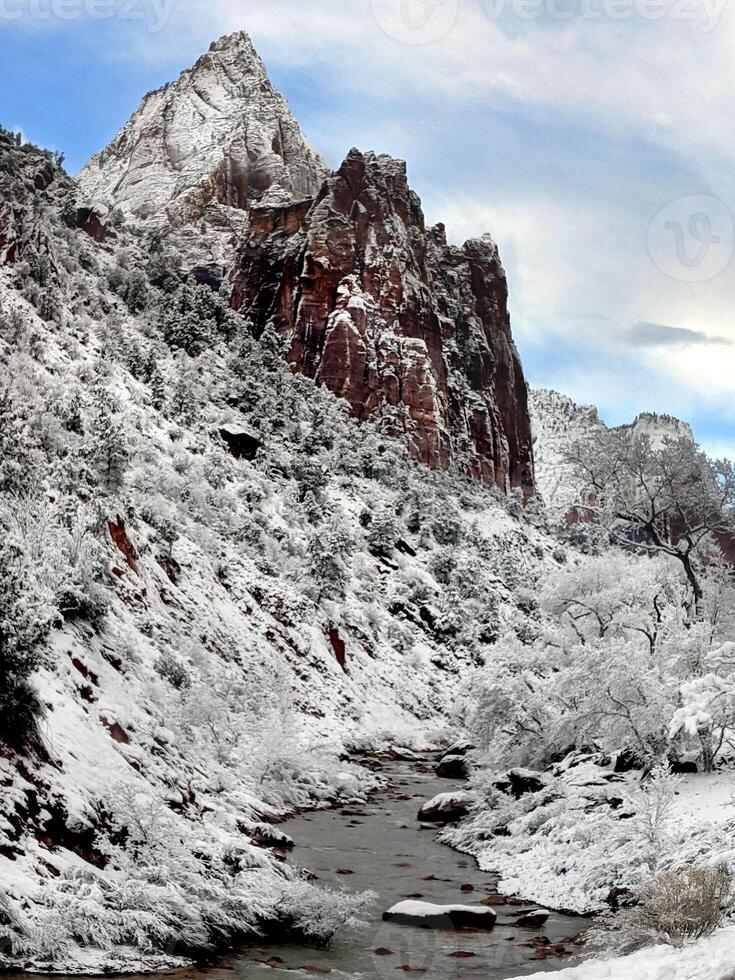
[232,148,534,493]
[78,33,535,496]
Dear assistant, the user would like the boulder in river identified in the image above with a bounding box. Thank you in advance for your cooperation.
[515,909,550,928]
[417,791,474,823]
[435,754,470,778]
[439,740,475,759]
[383,900,497,930]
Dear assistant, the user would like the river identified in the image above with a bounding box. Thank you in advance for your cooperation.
[231,758,584,980]
[6,759,585,980]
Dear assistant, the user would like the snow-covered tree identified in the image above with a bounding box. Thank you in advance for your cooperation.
[0,539,55,744]
[566,430,735,617]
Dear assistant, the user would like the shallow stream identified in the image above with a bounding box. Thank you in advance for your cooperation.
[9,759,585,980]
[230,759,584,980]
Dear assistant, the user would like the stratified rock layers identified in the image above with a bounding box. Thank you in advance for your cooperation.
[232,149,534,494]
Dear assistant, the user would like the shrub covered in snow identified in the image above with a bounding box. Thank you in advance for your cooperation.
[592,866,735,954]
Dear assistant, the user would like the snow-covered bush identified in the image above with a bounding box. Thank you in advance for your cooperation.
[593,867,735,954]
[272,879,376,949]
[627,765,682,874]
[466,547,735,771]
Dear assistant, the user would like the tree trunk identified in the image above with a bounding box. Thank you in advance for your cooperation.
[700,733,715,773]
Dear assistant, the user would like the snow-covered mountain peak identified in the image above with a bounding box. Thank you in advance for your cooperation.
[620,411,695,448]
[530,388,698,522]
[77,31,327,260]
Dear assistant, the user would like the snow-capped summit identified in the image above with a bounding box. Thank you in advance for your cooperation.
[78,31,327,256]
[619,411,694,448]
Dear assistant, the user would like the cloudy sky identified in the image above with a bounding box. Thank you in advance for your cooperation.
[1,0,734,456]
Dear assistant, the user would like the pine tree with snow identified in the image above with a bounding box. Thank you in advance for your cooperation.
[0,541,55,744]
[367,507,398,557]
[84,377,129,494]
[149,364,166,411]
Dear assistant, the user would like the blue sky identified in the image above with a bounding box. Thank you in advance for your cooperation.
[2,0,734,456]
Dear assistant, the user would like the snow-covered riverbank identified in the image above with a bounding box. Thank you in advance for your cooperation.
[514,926,735,980]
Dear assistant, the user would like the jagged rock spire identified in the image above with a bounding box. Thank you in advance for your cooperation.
[78,31,327,246]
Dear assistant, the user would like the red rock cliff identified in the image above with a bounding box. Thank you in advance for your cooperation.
[231,149,534,495]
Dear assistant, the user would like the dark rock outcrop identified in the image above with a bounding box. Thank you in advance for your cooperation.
[231,149,534,495]
[494,768,549,799]
[219,422,261,460]
[435,754,470,779]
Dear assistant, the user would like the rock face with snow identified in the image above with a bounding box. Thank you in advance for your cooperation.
[78,32,327,265]
[232,148,535,494]
[621,411,694,448]
[529,389,604,523]
[79,34,535,495]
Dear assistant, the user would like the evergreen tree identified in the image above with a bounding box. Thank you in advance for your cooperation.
[84,372,129,494]
[367,507,398,557]
[0,541,55,744]
[308,517,354,602]
[149,364,166,411]
[161,282,224,356]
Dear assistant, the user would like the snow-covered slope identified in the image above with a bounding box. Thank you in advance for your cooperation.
[514,926,735,980]
[0,124,560,972]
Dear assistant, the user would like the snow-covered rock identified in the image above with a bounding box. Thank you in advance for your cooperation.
[382,900,497,929]
[514,908,550,928]
[529,388,604,523]
[417,791,474,823]
[78,31,327,266]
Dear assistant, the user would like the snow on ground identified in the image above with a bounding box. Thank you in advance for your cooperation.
[672,772,735,827]
[513,926,735,980]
